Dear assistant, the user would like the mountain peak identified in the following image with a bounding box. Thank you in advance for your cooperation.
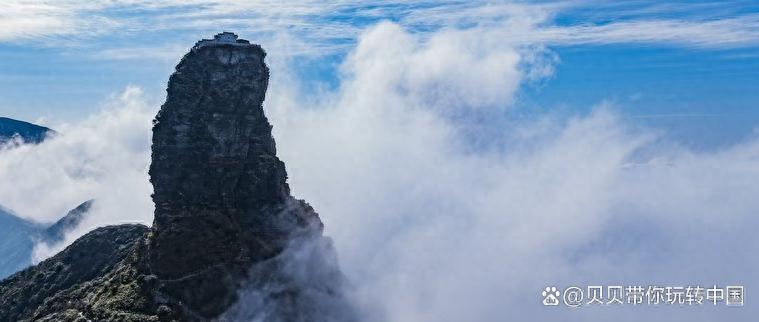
[43,200,93,244]
[0,117,54,144]
[148,33,325,317]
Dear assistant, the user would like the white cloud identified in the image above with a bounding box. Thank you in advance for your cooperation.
[0,86,156,260]
[537,15,759,48]
[0,1,117,44]
[0,2,78,41]
[2,1,758,54]
[262,21,759,321]
[341,21,548,111]
[93,45,188,61]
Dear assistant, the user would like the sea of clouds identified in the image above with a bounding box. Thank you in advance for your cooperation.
[1,18,757,321]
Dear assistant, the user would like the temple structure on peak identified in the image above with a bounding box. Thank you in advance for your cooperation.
[193,32,252,50]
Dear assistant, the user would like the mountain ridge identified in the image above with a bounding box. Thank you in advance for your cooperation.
[0,117,54,144]
[0,201,92,279]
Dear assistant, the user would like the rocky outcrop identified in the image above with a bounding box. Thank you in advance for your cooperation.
[0,33,350,322]
[148,32,329,319]
[0,224,149,321]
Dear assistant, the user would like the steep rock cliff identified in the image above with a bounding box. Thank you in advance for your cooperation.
[148,32,330,319]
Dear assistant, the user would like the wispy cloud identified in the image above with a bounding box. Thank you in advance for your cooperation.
[93,45,187,61]
[1,1,758,57]
[0,1,118,44]
[538,15,759,48]
[0,85,155,227]
[629,113,719,119]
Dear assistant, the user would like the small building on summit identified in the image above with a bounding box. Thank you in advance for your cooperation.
[193,32,251,50]
[215,32,237,43]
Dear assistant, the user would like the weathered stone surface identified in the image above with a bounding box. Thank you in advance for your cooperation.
[0,224,150,321]
[148,36,324,319]
[150,40,286,278]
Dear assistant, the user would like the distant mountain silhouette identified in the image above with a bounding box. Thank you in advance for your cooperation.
[0,118,65,279]
[0,206,42,279]
[0,201,92,279]
[0,117,54,144]
[42,200,93,245]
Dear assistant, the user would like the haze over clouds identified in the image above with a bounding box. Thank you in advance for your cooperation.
[0,1,757,321]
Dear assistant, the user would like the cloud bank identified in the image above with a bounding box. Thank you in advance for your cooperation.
[0,86,155,260]
[264,22,759,321]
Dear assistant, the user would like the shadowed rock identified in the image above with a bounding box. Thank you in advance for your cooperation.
[0,224,149,321]
[148,33,325,319]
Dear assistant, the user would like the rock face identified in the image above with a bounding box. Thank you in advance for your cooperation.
[148,33,326,318]
[0,224,150,321]
[0,33,350,321]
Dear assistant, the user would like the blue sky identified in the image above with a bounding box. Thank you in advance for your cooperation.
[523,45,759,149]
[0,0,757,152]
